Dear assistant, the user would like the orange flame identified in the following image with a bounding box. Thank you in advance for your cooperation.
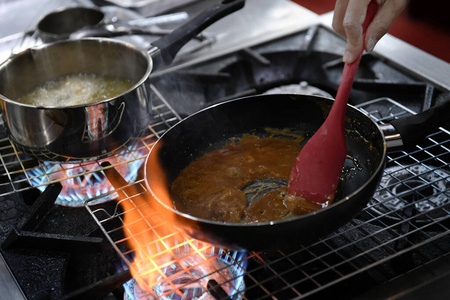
[105,143,239,299]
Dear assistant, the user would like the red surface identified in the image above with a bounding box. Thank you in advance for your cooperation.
[291,0,450,63]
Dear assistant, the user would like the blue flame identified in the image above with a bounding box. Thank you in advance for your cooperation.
[24,151,146,206]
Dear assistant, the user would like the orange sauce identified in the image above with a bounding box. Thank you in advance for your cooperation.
[170,131,331,223]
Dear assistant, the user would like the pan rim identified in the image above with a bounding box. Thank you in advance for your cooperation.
[144,94,388,227]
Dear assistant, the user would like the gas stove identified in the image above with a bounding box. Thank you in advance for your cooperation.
[0,0,449,299]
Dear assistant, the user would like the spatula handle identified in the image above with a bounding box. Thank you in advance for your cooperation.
[331,1,378,123]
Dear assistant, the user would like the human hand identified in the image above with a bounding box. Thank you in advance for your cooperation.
[332,0,408,63]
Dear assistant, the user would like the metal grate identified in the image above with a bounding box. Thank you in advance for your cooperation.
[83,96,450,299]
[1,91,449,298]
[0,85,180,202]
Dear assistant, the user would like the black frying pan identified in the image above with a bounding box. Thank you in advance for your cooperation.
[144,94,450,250]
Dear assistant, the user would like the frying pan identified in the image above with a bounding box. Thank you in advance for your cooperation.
[0,0,245,161]
[144,94,450,250]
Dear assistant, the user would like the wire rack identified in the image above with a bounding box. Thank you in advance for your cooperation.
[1,92,449,299]
[0,85,180,202]
[82,96,450,299]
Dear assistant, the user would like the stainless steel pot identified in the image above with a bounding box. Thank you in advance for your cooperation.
[0,0,245,161]
[36,6,105,42]
[36,6,187,42]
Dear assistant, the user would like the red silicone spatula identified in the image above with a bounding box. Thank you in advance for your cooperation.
[288,1,378,204]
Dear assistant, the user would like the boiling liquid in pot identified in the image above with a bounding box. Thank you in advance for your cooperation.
[17,73,134,106]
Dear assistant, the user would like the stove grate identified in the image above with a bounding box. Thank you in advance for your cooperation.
[0,90,181,205]
[82,96,450,299]
[0,80,448,298]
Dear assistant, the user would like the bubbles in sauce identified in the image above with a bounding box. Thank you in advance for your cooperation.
[17,73,134,106]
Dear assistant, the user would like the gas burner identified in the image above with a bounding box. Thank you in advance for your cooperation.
[25,150,146,207]
[263,81,333,98]
[370,165,450,223]
[123,249,247,300]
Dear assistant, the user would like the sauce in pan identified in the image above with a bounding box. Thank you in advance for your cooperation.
[170,131,331,223]
[17,73,134,106]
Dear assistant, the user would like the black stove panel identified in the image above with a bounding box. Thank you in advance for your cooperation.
[150,26,445,118]
[0,180,129,299]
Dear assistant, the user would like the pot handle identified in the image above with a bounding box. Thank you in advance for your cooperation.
[149,0,245,70]
[386,98,450,150]
[70,24,172,39]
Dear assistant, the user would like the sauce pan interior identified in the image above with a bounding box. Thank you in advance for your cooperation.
[0,39,150,101]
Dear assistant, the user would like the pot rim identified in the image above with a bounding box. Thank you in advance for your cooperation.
[36,5,105,33]
[0,37,153,110]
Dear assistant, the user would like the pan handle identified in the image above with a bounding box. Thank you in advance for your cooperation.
[148,0,245,70]
[384,98,450,150]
